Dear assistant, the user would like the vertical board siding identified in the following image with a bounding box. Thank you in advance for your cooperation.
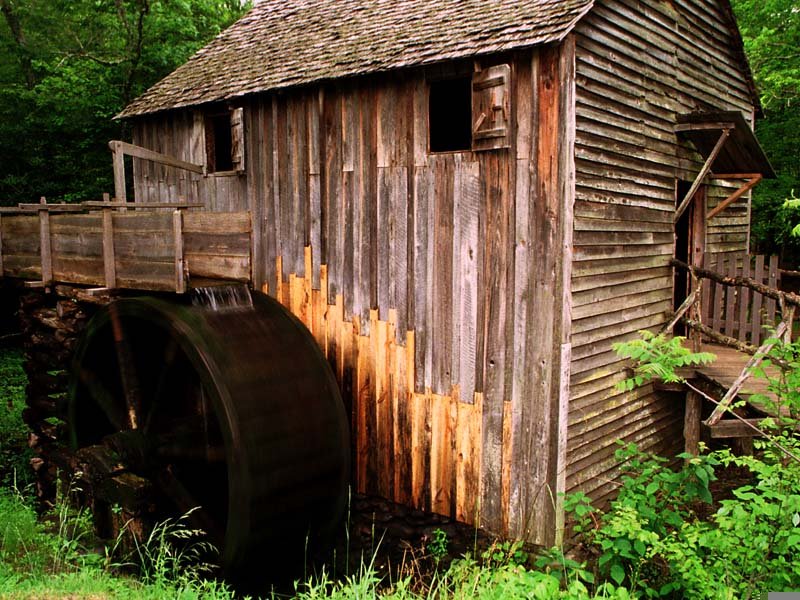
[126,48,570,543]
[130,112,246,211]
[133,51,566,543]
[569,0,754,505]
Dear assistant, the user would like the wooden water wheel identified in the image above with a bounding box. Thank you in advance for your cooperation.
[67,290,350,584]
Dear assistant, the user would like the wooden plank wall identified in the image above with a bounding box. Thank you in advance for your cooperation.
[131,112,247,212]
[568,0,754,507]
[132,47,575,544]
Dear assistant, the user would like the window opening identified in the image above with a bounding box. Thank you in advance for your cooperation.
[206,112,233,173]
[429,77,472,153]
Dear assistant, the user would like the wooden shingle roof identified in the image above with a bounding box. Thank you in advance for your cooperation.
[119,0,594,117]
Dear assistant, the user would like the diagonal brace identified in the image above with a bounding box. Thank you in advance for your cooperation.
[674,128,732,224]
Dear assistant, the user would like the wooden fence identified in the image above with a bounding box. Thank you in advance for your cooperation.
[700,253,780,346]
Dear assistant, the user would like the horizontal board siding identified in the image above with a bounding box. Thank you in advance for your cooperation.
[569,0,753,505]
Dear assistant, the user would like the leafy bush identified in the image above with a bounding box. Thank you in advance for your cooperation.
[567,332,800,597]
[612,331,715,391]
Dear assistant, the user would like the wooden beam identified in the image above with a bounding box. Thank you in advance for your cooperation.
[674,121,736,132]
[82,201,204,209]
[111,142,127,203]
[173,210,186,294]
[704,418,768,439]
[16,203,84,212]
[682,317,757,354]
[684,391,701,455]
[14,200,203,212]
[707,174,762,220]
[674,128,732,223]
[713,173,762,179]
[38,197,53,285]
[660,286,702,335]
[705,319,788,426]
[109,140,204,175]
[101,193,116,288]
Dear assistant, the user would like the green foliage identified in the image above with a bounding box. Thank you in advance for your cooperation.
[730,0,800,111]
[612,331,715,392]
[749,107,800,261]
[427,528,449,562]
[728,1,800,261]
[0,348,33,489]
[576,333,800,597]
[0,0,251,203]
[750,334,800,424]
[0,483,237,598]
[133,508,219,587]
[566,442,800,598]
[295,554,632,600]
[481,539,529,569]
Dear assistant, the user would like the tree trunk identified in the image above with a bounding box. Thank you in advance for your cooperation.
[0,0,36,89]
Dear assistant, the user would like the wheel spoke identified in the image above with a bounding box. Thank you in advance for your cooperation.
[79,368,126,431]
[157,466,224,542]
[143,339,179,435]
[109,304,142,430]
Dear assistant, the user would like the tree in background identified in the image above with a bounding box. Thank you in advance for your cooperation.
[0,0,250,204]
[731,0,800,265]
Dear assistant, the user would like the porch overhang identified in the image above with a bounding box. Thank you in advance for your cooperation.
[673,111,776,223]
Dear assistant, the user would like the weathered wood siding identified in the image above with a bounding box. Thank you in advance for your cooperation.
[129,45,574,543]
[131,112,248,212]
[568,0,754,506]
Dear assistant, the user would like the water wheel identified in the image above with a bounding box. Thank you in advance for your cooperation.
[67,290,350,584]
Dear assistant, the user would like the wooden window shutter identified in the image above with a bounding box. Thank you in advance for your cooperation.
[231,107,245,172]
[471,64,511,151]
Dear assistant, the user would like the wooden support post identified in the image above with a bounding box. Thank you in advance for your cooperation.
[111,141,127,205]
[674,128,731,223]
[684,390,701,455]
[173,210,186,294]
[38,196,53,285]
[101,193,117,288]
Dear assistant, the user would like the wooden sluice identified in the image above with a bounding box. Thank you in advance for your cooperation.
[0,199,252,292]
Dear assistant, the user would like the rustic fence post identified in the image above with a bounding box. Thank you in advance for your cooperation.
[102,192,117,289]
[38,196,52,286]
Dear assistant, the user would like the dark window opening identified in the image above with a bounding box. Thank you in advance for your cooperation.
[205,113,233,173]
[429,77,472,152]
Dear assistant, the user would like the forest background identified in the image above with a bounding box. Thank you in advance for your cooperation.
[0,0,798,263]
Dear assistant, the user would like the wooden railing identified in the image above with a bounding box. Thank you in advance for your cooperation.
[669,256,799,431]
[701,253,780,346]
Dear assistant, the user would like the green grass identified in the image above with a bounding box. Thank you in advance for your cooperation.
[0,348,32,489]
[0,346,631,599]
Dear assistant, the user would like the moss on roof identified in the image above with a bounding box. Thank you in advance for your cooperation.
[119,0,594,117]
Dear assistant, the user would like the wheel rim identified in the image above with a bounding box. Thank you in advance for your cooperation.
[68,292,351,583]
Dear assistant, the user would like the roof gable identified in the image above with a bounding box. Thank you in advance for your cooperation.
[119,0,594,118]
